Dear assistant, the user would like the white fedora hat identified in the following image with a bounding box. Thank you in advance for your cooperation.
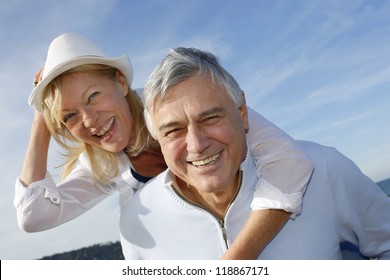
[28,32,133,112]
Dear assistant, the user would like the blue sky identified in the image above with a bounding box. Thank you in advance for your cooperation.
[1,0,389,260]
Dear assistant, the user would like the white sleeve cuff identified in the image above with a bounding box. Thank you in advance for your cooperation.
[14,173,61,207]
[251,178,303,218]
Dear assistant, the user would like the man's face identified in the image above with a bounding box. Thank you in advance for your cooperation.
[152,75,249,195]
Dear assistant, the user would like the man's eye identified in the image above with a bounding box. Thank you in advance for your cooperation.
[165,128,181,137]
[203,115,220,124]
[205,116,216,121]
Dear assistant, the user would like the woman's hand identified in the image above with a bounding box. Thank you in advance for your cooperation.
[33,67,44,88]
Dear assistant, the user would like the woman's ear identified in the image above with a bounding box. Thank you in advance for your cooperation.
[117,70,129,96]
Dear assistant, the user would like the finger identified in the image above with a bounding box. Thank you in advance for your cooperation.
[33,66,45,87]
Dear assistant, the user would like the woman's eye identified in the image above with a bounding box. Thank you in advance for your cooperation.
[88,92,99,103]
[63,113,75,123]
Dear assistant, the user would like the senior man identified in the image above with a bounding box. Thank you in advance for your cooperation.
[120,47,390,259]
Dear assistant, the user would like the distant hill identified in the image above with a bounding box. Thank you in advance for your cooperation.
[377,177,390,196]
[39,241,124,260]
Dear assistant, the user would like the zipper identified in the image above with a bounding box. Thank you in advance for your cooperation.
[219,219,228,249]
[169,170,243,250]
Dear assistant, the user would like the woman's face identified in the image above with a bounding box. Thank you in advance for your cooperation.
[57,71,134,153]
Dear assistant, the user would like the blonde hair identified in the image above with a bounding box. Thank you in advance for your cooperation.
[41,64,157,184]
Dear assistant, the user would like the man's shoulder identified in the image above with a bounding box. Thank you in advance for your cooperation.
[296,140,332,152]
[121,171,170,222]
[296,140,356,171]
[296,140,375,199]
[133,169,171,199]
[295,140,340,162]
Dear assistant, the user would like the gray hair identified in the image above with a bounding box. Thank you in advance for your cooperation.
[143,47,245,138]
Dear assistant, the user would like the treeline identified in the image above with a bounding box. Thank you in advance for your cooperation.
[40,241,124,260]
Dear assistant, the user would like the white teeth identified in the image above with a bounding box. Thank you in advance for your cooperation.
[192,153,220,167]
[97,118,114,136]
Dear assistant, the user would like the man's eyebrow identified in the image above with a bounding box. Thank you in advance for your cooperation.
[158,120,182,133]
[158,106,226,133]
[198,106,226,119]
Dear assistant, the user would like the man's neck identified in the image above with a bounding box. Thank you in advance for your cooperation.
[174,172,242,220]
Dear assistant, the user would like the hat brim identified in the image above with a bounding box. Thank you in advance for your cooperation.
[28,55,133,112]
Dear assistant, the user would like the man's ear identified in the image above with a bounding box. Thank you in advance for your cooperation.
[239,91,249,132]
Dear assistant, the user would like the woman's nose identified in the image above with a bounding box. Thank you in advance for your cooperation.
[82,109,98,128]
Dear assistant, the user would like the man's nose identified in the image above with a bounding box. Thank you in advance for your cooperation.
[186,126,210,153]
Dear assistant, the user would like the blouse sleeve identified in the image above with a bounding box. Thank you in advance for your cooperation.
[13,159,118,232]
[246,107,314,217]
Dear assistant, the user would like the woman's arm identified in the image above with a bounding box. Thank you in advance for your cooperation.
[19,112,50,185]
[222,209,290,259]
[15,166,112,232]
[20,67,49,185]
[246,107,313,213]
[222,107,313,259]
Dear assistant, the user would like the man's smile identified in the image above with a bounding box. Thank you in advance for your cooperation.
[190,153,221,167]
